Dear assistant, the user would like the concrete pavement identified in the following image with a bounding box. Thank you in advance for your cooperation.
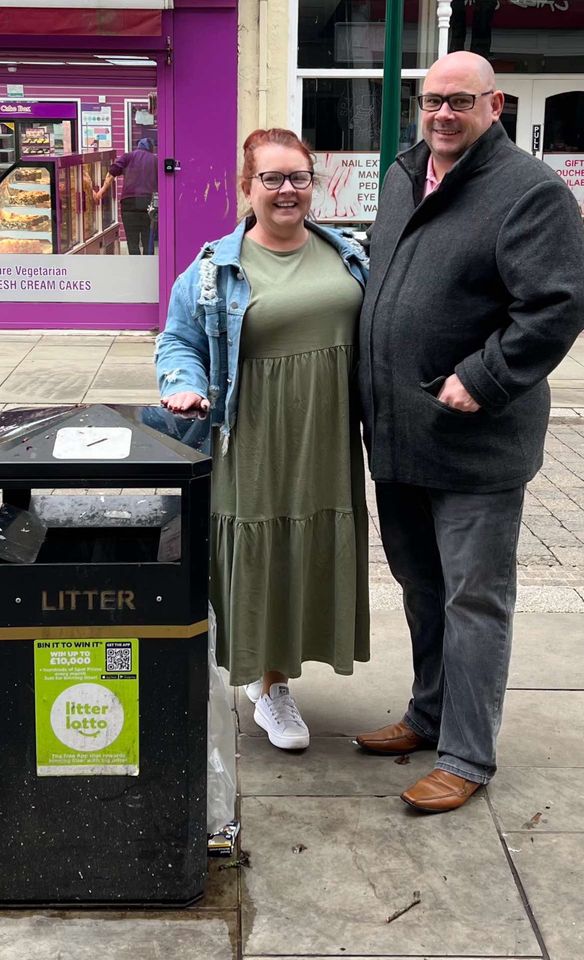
[0,330,582,960]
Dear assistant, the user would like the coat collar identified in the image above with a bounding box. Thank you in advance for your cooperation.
[397,121,511,193]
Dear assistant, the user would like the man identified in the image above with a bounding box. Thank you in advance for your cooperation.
[94,138,157,255]
[356,51,584,813]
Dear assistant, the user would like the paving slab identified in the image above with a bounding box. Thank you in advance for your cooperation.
[106,340,156,362]
[238,734,432,797]
[550,357,584,379]
[87,362,158,391]
[26,335,115,346]
[0,334,41,343]
[23,346,113,364]
[498,691,584,767]
[83,389,160,403]
[488,767,584,833]
[0,342,37,363]
[2,402,69,410]
[509,835,584,960]
[240,796,539,957]
[369,577,405,610]
[0,914,237,960]
[0,366,15,387]
[549,386,584,405]
[509,613,584,688]
[0,367,95,403]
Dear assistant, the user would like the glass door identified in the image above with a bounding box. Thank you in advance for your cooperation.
[531,79,584,215]
[497,79,534,150]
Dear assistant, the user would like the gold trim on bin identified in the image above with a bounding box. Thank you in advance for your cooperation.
[0,620,209,641]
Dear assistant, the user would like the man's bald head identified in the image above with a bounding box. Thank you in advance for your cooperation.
[425,52,496,93]
[420,53,504,177]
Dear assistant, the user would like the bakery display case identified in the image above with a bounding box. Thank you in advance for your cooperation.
[0,150,119,255]
[0,122,16,174]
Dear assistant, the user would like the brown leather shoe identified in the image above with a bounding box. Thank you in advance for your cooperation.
[400,769,481,813]
[355,719,436,755]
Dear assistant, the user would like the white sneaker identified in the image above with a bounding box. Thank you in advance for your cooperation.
[243,679,263,704]
[254,683,310,750]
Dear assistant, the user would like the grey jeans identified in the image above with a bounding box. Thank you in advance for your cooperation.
[376,482,525,784]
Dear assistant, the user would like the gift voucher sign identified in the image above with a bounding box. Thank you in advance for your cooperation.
[34,638,139,776]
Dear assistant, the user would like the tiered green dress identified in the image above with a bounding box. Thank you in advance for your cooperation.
[210,231,370,685]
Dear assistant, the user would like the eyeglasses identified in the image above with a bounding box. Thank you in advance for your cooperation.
[249,170,314,190]
[417,91,494,112]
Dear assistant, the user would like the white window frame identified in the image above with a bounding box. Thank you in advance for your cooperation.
[291,0,452,131]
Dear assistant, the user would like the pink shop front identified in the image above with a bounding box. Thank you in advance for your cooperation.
[0,1,238,331]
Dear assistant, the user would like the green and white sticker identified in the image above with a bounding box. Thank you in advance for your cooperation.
[34,638,139,777]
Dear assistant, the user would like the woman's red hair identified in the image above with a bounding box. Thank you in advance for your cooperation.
[241,128,314,191]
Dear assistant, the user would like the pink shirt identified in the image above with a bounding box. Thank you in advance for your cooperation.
[423,154,440,197]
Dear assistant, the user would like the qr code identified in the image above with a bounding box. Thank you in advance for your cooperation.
[105,644,132,673]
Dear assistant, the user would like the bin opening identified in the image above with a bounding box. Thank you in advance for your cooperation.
[0,491,182,564]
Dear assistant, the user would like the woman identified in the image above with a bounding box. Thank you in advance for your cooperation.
[155,128,369,751]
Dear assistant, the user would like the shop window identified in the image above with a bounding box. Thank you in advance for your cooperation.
[298,1,432,70]
[303,77,420,224]
[500,93,518,144]
[303,76,383,150]
[543,91,584,152]
[448,0,584,73]
[542,91,584,217]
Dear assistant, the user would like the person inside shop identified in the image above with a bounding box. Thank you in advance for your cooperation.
[93,137,157,255]
[155,128,370,751]
[355,51,584,813]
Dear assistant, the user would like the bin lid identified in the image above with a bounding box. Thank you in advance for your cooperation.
[0,404,211,481]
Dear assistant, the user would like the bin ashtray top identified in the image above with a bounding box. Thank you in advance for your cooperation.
[52,427,132,460]
[0,404,211,481]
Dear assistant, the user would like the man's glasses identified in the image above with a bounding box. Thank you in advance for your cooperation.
[249,170,314,190]
[417,91,494,113]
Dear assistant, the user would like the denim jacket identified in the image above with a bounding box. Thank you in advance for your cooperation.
[155,217,369,448]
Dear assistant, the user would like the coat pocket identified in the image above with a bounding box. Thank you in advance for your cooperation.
[420,376,480,419]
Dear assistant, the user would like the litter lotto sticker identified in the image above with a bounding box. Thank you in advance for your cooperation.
[34,639,139,777]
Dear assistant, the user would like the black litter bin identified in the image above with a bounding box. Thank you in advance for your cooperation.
[0,403,211,907]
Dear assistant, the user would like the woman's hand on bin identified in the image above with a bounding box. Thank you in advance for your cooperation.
[161,391,210,420]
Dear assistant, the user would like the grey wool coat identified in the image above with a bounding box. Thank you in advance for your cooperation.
[359,122,584,492]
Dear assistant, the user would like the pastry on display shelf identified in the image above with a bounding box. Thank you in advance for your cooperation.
[0,210,51,231]
[6,187,51,207]
[0,238,52,253]
[13,168,50,184]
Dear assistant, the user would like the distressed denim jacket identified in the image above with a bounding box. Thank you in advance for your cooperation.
[155,217,369,449]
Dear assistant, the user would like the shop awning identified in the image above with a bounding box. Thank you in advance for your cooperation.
[0,7,164,38]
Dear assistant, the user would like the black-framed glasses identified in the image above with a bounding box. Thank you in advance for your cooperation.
[417,91,494,113]
[249,170,314,190]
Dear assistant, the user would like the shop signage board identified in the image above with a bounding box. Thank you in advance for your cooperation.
[543,153,584,215]
[313,152,379,222]
[0,255,159,302]
[0,101,78,120]
[34,638,139,777]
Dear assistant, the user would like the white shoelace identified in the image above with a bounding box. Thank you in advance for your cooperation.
[267,694,304,728]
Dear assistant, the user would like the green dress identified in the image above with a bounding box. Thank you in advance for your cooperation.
[210,231,370,685]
